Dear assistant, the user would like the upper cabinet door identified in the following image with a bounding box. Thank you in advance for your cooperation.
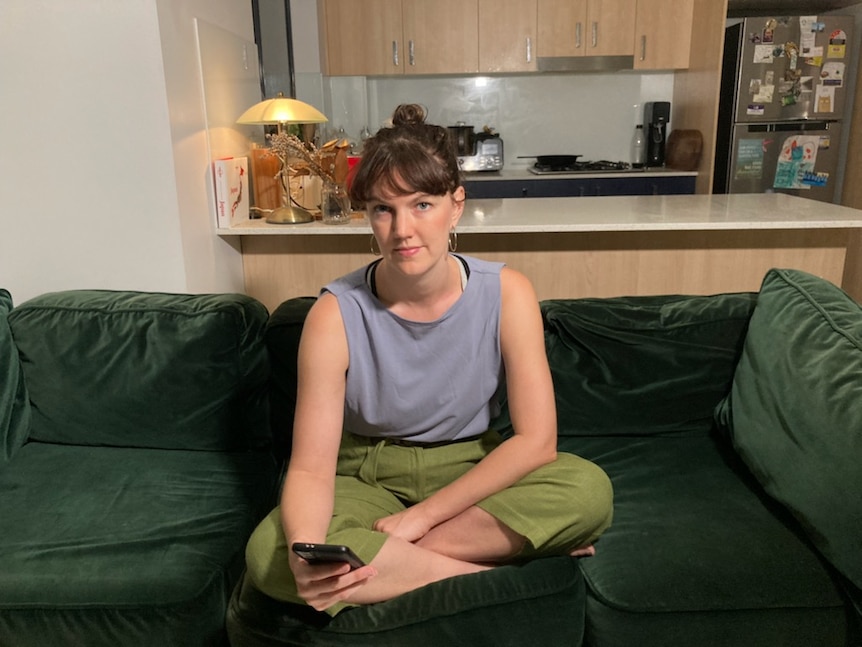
[633,0,693,69]
[537,0,587,58]
[403,0,479,74]
[479,0,538,72]
[538,0,634,58]
[585,0,635,56]
[320,0,404,75]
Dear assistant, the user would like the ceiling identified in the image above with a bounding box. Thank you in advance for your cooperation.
[727,0,861,16]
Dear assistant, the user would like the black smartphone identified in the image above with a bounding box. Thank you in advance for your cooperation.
[291,542,366,570]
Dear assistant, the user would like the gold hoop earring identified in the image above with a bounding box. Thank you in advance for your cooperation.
[448,229,458,253]
[370,235,382,256]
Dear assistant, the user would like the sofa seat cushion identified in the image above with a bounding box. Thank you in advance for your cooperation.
[0,441,276,647]
[716,269,862,592]
[227,555,586,647]
[541,292,756,438]
[7,290,270,451]
[561,436,847,647]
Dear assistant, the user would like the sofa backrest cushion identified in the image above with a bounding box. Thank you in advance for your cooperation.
[715,268,862,590]
[265,296,316,460]
[541,292,757,437]
[7,290,270,451]
[0,290,30,462]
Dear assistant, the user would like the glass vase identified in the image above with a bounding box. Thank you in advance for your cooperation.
[320,183,352,225]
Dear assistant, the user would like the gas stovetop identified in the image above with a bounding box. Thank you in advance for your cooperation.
[529,160,633,175]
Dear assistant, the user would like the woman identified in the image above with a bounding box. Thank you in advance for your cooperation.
[245,104,613,615]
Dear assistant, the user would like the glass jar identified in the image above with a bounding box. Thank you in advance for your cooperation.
[320,182,352,225]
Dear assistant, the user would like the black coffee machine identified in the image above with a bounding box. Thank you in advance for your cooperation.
[644,101,671,167]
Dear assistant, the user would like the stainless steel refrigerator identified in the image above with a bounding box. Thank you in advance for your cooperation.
[714,15,854,203]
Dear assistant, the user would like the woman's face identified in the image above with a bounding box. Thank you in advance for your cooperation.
[367,181,465,275]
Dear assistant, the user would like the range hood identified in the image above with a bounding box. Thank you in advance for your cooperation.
[537,56,635,73]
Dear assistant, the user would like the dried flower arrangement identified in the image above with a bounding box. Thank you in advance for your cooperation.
[267,133,350,189]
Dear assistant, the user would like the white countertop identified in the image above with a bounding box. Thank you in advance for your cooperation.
[218,193,862,236]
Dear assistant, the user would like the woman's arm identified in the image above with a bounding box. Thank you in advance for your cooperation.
[373,267,558,541]
[281,293,378,609]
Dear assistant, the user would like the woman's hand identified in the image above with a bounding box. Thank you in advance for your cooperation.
[289,551,377,612]
[373,506,434,543]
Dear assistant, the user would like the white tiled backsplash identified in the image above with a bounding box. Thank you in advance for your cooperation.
[297,71,675,169]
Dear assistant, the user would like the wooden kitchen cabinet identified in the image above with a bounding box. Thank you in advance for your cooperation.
[478,0,538,73]
[320,0,477,76]
[633,0,693,69]
[319,0,403,75]
[537,0,635,58]
[402,0,478,74]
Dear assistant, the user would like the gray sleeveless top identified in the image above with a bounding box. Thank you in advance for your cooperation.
[323,254,505,443]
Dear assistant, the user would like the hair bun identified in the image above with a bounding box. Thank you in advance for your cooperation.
[390,104,427,127]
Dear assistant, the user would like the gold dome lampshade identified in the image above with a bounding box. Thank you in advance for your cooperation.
[237,93,328,128]
[237,93,329,224]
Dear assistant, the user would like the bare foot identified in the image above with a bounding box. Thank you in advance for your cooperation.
[570,545,596,558]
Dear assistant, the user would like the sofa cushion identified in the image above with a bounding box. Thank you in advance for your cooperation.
[265,296,316,460]
[0,290,29,462]
[0,441,276,647]
[541,292,756,437]
[227,555,586,647]
[564,435,848,647]
[715,268,862,591]
[7,290,270,451]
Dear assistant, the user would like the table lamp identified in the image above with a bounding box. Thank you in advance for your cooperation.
[237,93,328,224]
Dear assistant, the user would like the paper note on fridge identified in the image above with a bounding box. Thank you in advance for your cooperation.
[773,135,819,189]
[820,62,845,86]
[816,85,836,113]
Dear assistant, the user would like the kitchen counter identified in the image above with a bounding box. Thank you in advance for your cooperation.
[220,194,862,235]
[229,193,862,312]
[461,168,698,181]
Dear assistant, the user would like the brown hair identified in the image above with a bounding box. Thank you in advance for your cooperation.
[348,104,461,206]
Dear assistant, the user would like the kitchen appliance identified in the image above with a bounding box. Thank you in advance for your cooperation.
[714,15,854,203]
[527,157,632,174]
[644,101,671,167]
[448,124,504,172]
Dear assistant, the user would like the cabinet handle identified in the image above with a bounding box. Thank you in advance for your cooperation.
[409,39,415,66]
[591,21,598,48]
[526,36,532,63]
[640,35,646,61]
[575,22,582,49]
[392,40,399,66]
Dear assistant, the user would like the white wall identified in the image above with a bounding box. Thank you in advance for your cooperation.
[0,0,253,305]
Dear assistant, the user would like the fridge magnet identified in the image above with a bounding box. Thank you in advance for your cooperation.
[773,135,819,189]
[816,85,835,113]
[801,171,828,187]
[784,42,799,69]
[747,104,765,116]
[762,28,774,44]
[749,78,761,94]
[828,30,847,58]
[820,62,845,86]
[804,47,823,67]
[799,77,814,93]
[819,135,831,150]
[753,44,773,63]
[764,70,775,85]
[734,139,765,180]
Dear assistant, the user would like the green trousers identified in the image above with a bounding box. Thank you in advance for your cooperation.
[245,430,613,614]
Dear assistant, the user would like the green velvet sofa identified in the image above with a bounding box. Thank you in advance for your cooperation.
[226,268,861,647]
[0,289,279,646]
